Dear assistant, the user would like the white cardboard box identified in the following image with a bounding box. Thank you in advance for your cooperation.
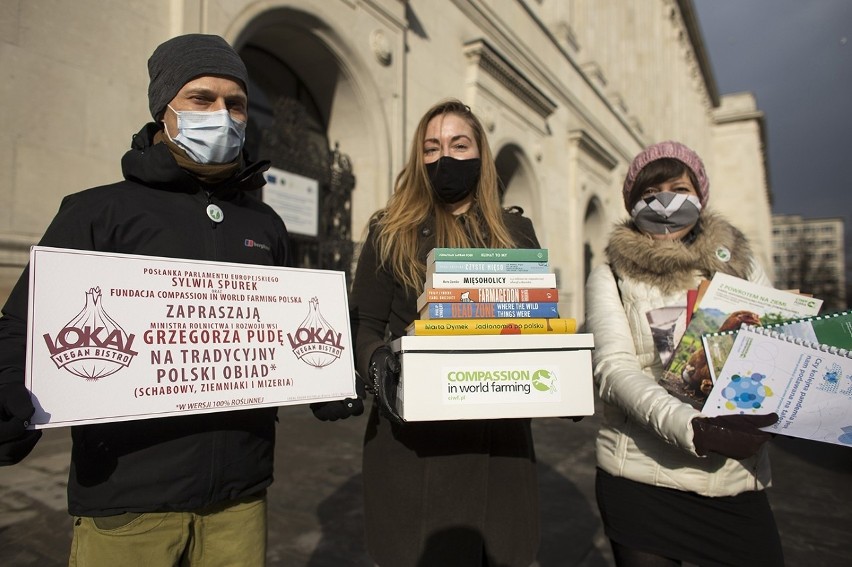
[390,334,595,421]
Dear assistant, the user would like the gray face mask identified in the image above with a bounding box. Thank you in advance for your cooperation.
[630,192,702,235]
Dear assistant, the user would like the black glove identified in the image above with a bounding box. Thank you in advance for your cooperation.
[368,346,402,423]
[0,383,42,466]
[692,413,778,460]
[310,380,366,422]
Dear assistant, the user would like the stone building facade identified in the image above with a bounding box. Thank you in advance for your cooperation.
[0,0,773,321]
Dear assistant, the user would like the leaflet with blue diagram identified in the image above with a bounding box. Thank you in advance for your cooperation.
[702,325,852,446]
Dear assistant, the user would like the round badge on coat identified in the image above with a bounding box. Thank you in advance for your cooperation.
[715,245,731,262]
[206,204,224,223]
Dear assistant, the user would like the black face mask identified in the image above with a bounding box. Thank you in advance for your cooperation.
[425,157,481,204]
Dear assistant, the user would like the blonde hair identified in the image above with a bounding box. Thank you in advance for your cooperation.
[372,99,517,292]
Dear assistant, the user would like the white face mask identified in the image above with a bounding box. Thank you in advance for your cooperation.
[165,105,246,164]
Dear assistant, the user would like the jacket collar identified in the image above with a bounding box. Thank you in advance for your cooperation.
[120,123,270,197]
[606,211,754,294]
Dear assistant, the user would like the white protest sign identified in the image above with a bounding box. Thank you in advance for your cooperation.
[26,247,356,428]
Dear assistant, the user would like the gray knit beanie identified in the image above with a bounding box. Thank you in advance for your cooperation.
[147,34,249,120]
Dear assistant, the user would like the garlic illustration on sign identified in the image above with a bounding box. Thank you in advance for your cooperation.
[287,297,344,368]
[43,287,138,380]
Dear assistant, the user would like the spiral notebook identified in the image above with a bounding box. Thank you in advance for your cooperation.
[702,324,852,446]
[702,310,852,384]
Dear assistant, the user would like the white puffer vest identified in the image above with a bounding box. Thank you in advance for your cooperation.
[585,213,772,497]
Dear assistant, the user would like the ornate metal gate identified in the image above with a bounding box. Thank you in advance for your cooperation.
[256,97,356,282]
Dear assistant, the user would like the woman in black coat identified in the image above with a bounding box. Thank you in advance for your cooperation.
[350,99,542,567]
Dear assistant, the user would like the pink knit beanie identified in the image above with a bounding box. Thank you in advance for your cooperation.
[622,141,709,211]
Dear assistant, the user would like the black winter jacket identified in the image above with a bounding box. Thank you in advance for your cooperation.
[351,208,542,567]
[0,124,290,516]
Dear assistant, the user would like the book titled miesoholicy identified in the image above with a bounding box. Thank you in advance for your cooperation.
[427,247,548,264]
[425,272,557,289]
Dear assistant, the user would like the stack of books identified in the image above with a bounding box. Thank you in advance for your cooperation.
[406,248,576,335]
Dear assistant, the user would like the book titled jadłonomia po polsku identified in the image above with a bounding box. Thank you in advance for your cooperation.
[406,317,576,336]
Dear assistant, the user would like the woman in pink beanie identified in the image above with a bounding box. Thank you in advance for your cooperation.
[585,141,784,566]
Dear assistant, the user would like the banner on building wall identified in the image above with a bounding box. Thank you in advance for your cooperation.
[263,166,320,237]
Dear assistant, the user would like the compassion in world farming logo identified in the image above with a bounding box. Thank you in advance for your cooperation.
[531,369,558,393]
[286,297,344,368]
[42,287,139,380]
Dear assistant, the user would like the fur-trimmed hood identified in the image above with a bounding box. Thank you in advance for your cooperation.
[606,211,753,294]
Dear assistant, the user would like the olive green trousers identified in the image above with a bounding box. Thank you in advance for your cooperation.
[69,493,267,566]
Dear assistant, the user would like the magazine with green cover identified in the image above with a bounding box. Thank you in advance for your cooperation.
[703,310,852,384]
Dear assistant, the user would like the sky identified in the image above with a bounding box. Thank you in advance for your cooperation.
[692,0,852,282]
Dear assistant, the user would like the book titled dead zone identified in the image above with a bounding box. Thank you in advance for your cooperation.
[425,273,557,289]
[427,247,548,264]
[407,317,576,336]
[421,302,559,319]
[416,287,559,311]
[426,261,550,274]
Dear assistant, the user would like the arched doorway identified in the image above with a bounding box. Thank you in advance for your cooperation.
[240,44,355,280]
[234,9,370,281]
[495,144,538,225]
[583,196,608,284]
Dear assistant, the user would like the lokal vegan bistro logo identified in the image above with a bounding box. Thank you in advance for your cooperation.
[42,287,138,380]
[286,297,344,368]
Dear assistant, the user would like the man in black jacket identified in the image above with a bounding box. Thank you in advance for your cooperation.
[0,34,290,565]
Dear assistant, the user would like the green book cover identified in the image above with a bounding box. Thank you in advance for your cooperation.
[702,310,852,386]
[765,310,852,349]
[427,248,548,263]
